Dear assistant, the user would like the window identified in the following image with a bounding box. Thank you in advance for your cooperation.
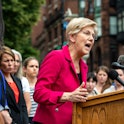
[94,0,102,37]
[118,13,122,32]
[89,2,94,14]
[117,11,124,33]
[80,0,85,8]
[109,16,117,35]
[79,0,85,16]
[94,0,101,7]
[122,11,124,31]
[95,17,102,37]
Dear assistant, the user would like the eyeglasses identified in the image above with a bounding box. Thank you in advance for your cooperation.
[82,30,97,40]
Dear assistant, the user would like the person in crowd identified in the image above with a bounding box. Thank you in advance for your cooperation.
[86,72,97,96]
[104,68,124,93]
[117,55,124,65]
[93,65,112,95]
[104,55,124,93]
[23,57,39,124]
[0,70,12,124]
[33,17,98,124]
[0,46,28,124]
[12,49,31,115]
[113,68,124,90]
[112,54,124,91]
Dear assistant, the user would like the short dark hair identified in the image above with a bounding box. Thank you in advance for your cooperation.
[87,72,97,82]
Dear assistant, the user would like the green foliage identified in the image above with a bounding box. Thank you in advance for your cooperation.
[2,0,45,59]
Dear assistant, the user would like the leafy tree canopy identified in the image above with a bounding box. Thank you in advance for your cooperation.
[2,0,45,60]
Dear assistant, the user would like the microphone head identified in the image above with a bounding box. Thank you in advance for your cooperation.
[108,69,118,80]
[111,62,124,69]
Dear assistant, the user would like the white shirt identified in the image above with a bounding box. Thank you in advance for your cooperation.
[21,77,30,92]
[103,85,115,93]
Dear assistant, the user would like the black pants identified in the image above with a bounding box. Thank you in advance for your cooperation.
[29,117,33,124]
[33,122,42,124]
[33,122,41,124]
[29,117,40,124]
[29,117,42,124]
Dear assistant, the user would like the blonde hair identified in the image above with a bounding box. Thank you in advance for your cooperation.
[12,49,23,79]
[0,46,15,62]
[66,17,97,41]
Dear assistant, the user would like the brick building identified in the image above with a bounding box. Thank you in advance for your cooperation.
[32,0,79,60]
[32,0,124,71]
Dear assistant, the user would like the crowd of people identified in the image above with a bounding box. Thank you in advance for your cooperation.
[86,56,124,97]
[0,17,124,124]
[0,46,39,124]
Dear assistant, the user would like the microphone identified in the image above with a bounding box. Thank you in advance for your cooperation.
[108,69,124,86]
[111,62,124,69]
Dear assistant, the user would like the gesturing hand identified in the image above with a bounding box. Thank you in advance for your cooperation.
[60,82,88,102]
[68,82,88,102]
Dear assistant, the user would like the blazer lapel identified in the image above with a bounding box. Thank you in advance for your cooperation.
[6,76,20,111]
[80,60,88,88]
[63,45,80,84]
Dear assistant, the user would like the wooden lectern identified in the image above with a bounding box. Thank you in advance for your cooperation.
[72,90,124,124]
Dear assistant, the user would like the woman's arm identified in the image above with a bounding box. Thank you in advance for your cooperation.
[23,92,31,115]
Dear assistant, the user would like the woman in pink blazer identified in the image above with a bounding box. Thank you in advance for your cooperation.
[33,17,98,124]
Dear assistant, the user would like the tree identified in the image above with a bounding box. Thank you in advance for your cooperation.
[2,0,45,60]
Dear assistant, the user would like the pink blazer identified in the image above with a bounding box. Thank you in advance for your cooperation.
[33,45,88,124]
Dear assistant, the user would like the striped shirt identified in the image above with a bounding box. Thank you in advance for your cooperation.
[29,87,38,117]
